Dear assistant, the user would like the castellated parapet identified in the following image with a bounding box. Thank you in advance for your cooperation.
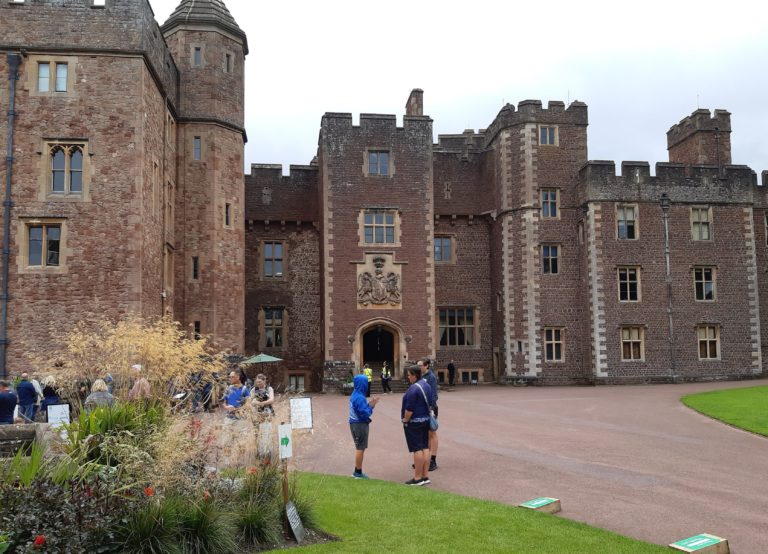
[667,109,732,166]
[482,99,588,148]
[578,160,759,205]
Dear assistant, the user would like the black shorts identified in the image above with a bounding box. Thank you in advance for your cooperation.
[403,420,429,452]
[350,422,369,450]
[432,405,439,418]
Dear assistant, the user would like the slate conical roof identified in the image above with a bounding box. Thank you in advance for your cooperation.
[161,0,248,54]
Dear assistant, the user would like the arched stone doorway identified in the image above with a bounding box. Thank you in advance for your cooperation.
[354,319,406,377]
[362,326,394,371]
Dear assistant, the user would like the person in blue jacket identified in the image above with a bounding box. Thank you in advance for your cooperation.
[15,373,37,422]
[349,373,380,479]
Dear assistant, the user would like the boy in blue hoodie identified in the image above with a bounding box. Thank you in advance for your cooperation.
[349,373,380,479]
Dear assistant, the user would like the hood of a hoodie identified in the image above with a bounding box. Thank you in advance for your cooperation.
[353,373,369,394]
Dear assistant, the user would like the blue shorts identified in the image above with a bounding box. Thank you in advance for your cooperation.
[403,420,429,452]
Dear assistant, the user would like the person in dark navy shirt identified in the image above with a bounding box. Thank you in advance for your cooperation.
[15,373,37,422]
[0,380,18,424]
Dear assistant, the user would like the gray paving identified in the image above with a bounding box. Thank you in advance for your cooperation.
[293,379,768,553]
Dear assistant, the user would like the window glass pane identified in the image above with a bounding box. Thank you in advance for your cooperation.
[28,227,43,265]
[385,227,394,243]
[38,63,50,92]
[364,213,373,225]
[448,310,456,325]
[265,329,274,347]
[385,213,394,225]
[374,213,383,225]
[364,228,373,243]
[368,152,377,172]
[55,63,67,92]
[439,328,447,346]
[274,243,282,258]
[448,328,456,345]
[374,227,383,242]
[274,261,282,276]
[379,152,389,175]
[465,328,474,346]
[434,243,442,261]
[194,47,202,66]
[264,260,272,276]
[439,310,447,325]
[264,242,272,258]
[46,227,60,266]
[70,150,83,192]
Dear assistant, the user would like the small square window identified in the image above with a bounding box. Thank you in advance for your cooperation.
[694,267,715,301]
[621,326,644,361]
[263,241,284,278]
[541,188,558,218]
[617,204,637,239]
[618,267,640,302]
[697,325,719,360]
[434,236,453,262]
[542,244,559,274]
[362,210,396,244]
[27,224,61,267]
[691,207,712,241]
[544,327,564,361]
[539,126,558,146]
[368,150,390,176]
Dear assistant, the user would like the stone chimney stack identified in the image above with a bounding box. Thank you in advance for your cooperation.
[406,88,424,116]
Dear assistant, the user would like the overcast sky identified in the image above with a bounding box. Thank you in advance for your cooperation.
[151,0,767,178]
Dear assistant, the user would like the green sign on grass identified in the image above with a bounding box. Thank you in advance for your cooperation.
[671,534,723,550]
[520,497,557,509]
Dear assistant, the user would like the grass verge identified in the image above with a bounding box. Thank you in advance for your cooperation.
[681,385,768,436]
[290,473,667,553]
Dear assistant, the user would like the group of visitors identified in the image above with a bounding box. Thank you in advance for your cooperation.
[348,357,440,486]
[221,371,275,420]
[0,373,64,424]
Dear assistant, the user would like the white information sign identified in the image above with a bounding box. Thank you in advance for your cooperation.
[278,423,293,459]
[290,397,313,430]
[46,403,71,439]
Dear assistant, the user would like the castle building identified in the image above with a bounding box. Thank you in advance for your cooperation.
[2,0,767,389]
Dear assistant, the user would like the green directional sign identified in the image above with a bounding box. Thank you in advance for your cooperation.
[670,534,726,552]
[278,423,293,459]
[520,497,557,509]
[280,436,290,447]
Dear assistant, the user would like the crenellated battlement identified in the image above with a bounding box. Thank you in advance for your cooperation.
[247,164,318,179]
[434,129,487,152]
[482,99,588,148]
[321,111,432,135]
[667,109,731,147]
[579,160,758,204]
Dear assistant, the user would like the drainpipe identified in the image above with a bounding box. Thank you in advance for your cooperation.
[660,193,676,382]
[1,53,22,379]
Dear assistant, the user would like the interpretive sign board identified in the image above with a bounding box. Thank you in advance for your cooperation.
[670,534,729,554]
[46,403,70,439]
[290,397,313,430]
[285,501,305,543]
[519,497,561,514]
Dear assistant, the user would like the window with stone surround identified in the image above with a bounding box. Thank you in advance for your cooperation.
[617,267,640,302]
[434,235,454,263]
[361,210,398,245]
[620,326,644,361]
[539,125,558,146]
[694,267,715,301]
[288,373,306,392]
[38,61,68,92]
[438,307,476,347]
[366,150,390,176]
[262,241,284,278]
[541,188,559,218]
[697,324,719,360]
[543,327,564,362]
[191,256,199,281]
[541,244,559,274]
[616,204,638,239]
[224,203,232,227]
[691,207,712,241]
[18,219,67,273]
[193,46,202,67]
[41,141,89,201]
[261,308,285,350]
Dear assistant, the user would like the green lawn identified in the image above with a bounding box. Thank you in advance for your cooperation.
[290,473,667,553]
[681,385,768,436]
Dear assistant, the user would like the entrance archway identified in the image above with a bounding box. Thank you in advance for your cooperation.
[362,326,394,371]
